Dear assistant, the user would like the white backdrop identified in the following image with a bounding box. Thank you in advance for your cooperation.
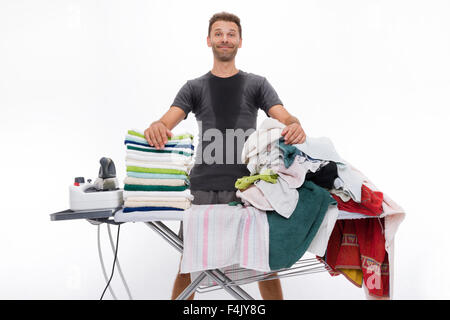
[0,0,449,300]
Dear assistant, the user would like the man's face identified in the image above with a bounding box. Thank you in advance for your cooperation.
[207,20,242,62]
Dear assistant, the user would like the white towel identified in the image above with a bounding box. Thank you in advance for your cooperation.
[126,150,193,165]
[124,200,191,209]
[306,204,339,256]
[125,196,193,203]
[114,209,184,222]
[291,136,364,202]
[123,189,194,200]
[123,176,187,186]
[242,118,285,164]
[125,159,193,173]
[126,142,193,154]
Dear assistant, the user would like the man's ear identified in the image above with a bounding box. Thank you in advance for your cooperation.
[238,37,242,48]
[207,36,212,47]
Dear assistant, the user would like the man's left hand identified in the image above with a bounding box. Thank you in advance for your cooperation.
[281,123,306,144]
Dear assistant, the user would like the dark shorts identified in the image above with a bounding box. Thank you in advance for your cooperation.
[177,190,239,240]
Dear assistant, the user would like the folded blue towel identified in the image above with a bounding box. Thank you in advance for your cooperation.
[123,206,184,213]
[124,139,194,150]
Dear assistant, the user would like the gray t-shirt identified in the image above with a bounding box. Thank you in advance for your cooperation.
[172,70,283,191]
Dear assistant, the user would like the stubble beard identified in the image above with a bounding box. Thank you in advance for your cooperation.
[212,44,238,62]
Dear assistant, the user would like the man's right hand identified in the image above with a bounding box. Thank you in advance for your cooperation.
[144,120,173,149]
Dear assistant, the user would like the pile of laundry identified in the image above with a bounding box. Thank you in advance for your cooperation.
[235,118,405,299]
[122,129,195,215]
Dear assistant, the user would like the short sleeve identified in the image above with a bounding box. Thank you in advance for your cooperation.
[259,77,283,116]
[171,81,194,120]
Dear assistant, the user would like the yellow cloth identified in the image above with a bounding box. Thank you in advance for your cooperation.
[339,268,363,287]
[235,169,278,190]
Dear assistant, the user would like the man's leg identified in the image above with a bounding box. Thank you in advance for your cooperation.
[258,273,283,300]
[171,220,195,300]
[171,270,195,300]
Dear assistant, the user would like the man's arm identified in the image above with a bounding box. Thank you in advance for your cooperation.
[144,106,186,149]
[268,104,306,144]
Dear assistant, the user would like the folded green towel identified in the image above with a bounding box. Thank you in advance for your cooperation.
[128,129,193,141]
[267,181,337,270]
[126,166,188,176]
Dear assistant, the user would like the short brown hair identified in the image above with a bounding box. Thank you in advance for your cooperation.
[208,12,242,38]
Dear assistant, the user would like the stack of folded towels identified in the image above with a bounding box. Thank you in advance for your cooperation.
[123,129,194,214]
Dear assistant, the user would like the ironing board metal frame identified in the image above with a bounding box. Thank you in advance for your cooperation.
[50,208,331,300]
[145,220,330,300]
[145,221,255,300]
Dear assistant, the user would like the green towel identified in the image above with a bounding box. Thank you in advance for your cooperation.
[228,200,244,206]
[126,166,188,176]
[128,130,193,141]
[124,184,188,192]
[267,181,337,270]
[127,145,193,157]
[235,169,278,190]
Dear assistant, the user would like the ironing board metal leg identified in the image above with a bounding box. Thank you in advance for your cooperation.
[146,222,182,253]
[145,221,254,300]
[175,272,207,300]
[204,270,254,300]
[206,269,255,300]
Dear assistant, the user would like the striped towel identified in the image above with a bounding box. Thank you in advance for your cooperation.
[126,145,193,157]
[180,204,270,274]
[125,134,194,147]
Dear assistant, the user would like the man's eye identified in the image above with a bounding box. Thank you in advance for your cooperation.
[215,33,221,36]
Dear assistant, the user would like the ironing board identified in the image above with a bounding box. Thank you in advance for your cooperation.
[50,206,386,300]
[114,208,261,300]
[112,207,365,300]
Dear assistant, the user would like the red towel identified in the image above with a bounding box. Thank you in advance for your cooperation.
[320,218,389,298]
[331,184,383,216]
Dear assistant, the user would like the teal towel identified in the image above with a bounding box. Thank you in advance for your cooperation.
[267,181,337,270]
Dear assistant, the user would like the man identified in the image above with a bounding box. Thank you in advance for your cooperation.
[144,12,306,300]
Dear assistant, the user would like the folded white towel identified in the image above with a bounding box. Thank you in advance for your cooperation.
[126,150,193,164]
[114,209,184,222]
[123,176,187,186]
[125,196,192,202]
[126,143,193,154]
[123,189,194,200]
[124,200,191,209]
[125,159,194,173]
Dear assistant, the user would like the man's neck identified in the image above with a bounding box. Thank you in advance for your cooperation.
[211,60,239,78]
